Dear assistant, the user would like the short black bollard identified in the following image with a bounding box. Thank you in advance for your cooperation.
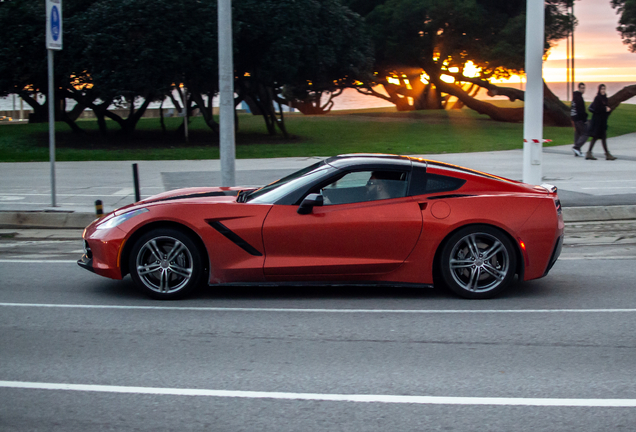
[132,163,141,202]
[95,200,104,217]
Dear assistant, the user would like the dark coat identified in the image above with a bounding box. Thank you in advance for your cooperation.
[588,94,609,139]
[570,91,588,122]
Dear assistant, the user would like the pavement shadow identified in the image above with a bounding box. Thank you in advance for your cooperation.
[88,275,553,302]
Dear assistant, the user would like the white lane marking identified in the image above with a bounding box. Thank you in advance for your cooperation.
[0,259,77,263]
[0,202,87,206]
[112,188,134,196]
[1,303,636,314]
[559,256,636,260]
[0,381,634,407]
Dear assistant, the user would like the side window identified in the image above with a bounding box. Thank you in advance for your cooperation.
[321,170,408,205]
[408,169,466,196]
[425,173,466,193]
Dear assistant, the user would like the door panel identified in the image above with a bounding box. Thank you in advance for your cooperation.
[262,198,423,276]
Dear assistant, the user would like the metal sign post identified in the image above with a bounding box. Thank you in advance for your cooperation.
[218,0,236,187]
[46,0,62,207]
[522,0,544,185]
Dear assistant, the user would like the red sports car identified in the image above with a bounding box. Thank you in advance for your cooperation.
[79,154,564,299]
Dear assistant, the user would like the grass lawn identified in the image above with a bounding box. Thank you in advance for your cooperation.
[1,102,635,162]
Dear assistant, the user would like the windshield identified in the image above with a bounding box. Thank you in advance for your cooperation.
[247,161,328,204]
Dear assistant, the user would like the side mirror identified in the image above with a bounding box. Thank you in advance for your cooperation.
[297,193,324,215]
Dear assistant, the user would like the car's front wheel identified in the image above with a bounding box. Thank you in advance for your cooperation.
[440,225,517,299]
[128,228,204,299]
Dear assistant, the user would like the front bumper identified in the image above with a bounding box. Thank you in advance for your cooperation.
[77,226,126,280]
[77,241,96,274]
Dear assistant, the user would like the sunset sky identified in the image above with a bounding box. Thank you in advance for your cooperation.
[543,0,636,83]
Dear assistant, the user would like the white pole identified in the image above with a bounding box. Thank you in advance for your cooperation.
[183,87,189,143]
[522,0,545,185]
[218,0,236,186]
[48,49,57,207]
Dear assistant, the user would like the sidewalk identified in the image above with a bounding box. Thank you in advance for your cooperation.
[1,133,635,228]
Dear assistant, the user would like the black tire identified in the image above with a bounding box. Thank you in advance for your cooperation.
[439,225,517,299]
[128,228,204,300]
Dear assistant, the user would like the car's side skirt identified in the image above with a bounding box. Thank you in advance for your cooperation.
[207,281,434,289]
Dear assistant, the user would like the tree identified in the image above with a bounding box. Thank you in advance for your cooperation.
[612,0,636,52]
[0,0,91,131]
[233,0,373,135]
[0,0,48,121]
[65,0,193,135]
[343,0,577,125]
[609,1,636,109]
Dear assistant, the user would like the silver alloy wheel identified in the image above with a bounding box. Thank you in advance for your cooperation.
[135,236,194,294]
[448,232,510,293]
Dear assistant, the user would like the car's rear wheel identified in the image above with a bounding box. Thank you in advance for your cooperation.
[128,228,204,300]
[440,225,517,299]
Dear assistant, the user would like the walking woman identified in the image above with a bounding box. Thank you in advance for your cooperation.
[586,84,616,160]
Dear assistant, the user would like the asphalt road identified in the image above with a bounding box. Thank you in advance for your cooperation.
[1,232,636,431]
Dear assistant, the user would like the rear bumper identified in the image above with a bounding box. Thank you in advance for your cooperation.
[543,234,564,277]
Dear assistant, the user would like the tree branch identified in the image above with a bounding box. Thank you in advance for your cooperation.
[443,72,526,102]
[354,86,393,102]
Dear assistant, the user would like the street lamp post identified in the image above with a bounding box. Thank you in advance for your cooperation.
[218,0,236,187]
[522,0,545,185]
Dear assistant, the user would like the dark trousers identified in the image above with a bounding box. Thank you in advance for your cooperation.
[573,120,588,150]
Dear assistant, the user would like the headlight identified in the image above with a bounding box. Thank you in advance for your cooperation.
[96,208,148,230]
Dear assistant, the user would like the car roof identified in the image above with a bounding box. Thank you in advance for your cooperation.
[326,154,413,170]
[327,154,517,184]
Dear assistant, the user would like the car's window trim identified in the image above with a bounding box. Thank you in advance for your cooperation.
[293,166,413,206]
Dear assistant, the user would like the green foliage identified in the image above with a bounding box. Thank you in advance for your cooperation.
[0,0,50,119]
[235,0,371,89]
[346,0,575,76]
[612,0,636,52]
[0,0,46,97]
[234,0,373,127]
[0,0,372,134]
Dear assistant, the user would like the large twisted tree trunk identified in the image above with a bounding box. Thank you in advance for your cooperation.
[430,75,572,126]
[608,84,636,110]
[358,68,594,126]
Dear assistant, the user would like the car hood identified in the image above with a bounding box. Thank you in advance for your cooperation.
[110,186,250,216]
[139,186,244,204]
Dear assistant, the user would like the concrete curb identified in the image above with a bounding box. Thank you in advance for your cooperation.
[2,205,636,229]
[563,205,636,222]
[0,211,97,229]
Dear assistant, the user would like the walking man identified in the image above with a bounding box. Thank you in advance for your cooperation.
[571,83,588,157]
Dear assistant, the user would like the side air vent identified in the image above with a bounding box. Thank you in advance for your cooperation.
[208,221,263,256]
